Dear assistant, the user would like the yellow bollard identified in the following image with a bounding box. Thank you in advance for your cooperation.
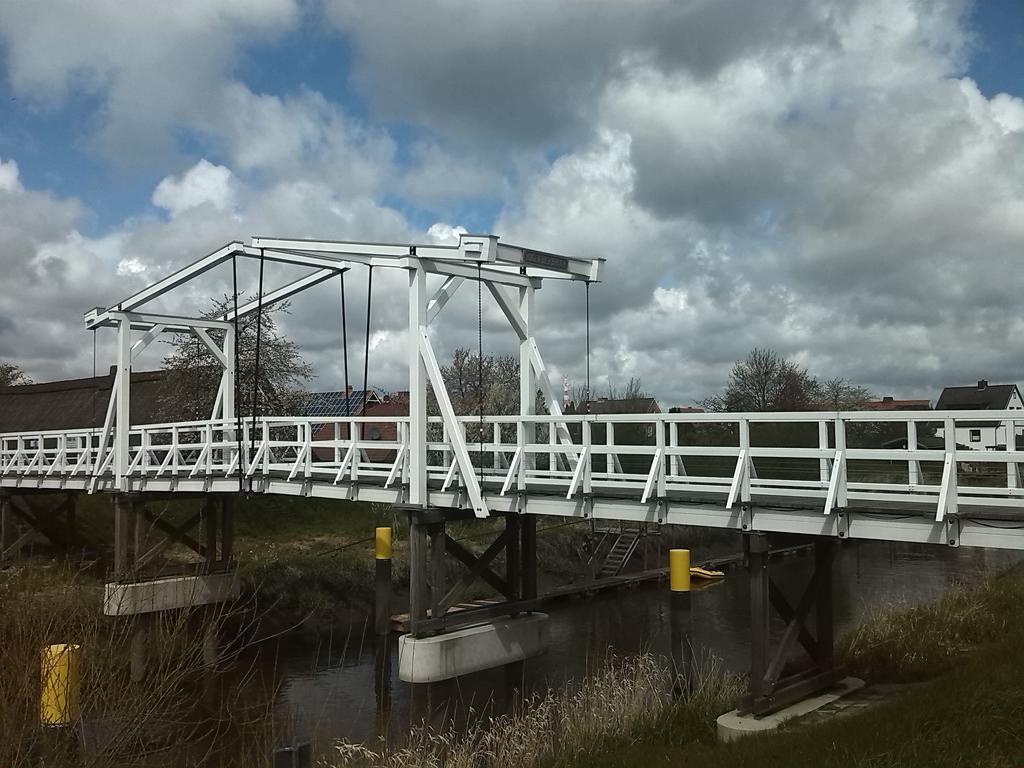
[375,526,392,560]
[375,527,393,636]
[669,548,691,593]
[669,549,692,697]
[40,643,81,726]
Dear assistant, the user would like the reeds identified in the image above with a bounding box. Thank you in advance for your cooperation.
[0,563,279,767]
[330,653,742,768]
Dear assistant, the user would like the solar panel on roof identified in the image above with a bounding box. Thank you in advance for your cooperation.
[302,389,383,417]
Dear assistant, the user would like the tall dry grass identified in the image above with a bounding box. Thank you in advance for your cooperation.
[838,564,1024,681]
[330,653,742,768]
[0,563,280,767]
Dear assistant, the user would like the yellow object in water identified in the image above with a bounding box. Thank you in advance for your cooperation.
[40,643,80,726]
[669,549,691,592]
[689,566,725,581]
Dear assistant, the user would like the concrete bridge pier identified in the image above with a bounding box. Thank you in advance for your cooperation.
[398,506,547,683]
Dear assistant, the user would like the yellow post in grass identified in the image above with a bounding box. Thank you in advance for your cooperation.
[669,549,692,697]
[375,527,393,635]
[40,643,81,726]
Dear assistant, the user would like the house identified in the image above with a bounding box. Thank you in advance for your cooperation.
[303,387,383,421]
[669,406,705,414]
[566,396,661,416]
[865,396,931,411]
[307,388,407,462]
[0,367,165,434]
[935,380,1024,450]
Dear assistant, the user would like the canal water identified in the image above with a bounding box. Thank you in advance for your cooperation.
[269,539,1020,758]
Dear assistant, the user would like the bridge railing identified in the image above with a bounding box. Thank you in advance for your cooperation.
[3,411,1023,520]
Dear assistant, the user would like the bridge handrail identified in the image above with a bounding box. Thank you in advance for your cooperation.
[2,408,1022,442]
[4,409,1024,534]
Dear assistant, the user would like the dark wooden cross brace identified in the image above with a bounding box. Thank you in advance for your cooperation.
[739,534,841,716]
[121,496,234,574]
[406,508,538,637]
[1,493,77,559]
[440,527,516,611]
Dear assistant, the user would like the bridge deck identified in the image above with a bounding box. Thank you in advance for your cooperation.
[4,410,1024,550]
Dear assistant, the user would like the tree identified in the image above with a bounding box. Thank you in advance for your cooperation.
[700,348,815,412]
[157,297,313,421]
[699,348,872,412]
[439,347,522,416]
[814,376,873,410]
[0,361,31,386]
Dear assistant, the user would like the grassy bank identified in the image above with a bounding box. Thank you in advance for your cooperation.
[583,564,1024,768]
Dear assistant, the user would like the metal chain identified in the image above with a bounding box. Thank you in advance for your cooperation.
[231,253,243,492]
[248,249,266,492]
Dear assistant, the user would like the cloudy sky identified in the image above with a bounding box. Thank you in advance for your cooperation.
[1,0,1023,407]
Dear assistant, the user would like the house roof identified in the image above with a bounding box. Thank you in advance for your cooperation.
[0,368,166,434]
[935,382,1021,411]
[566,397,661,415]
[865,397,931,411]
[303,388,383,418]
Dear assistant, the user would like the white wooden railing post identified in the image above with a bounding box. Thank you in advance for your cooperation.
[739,418,751,503]
[606,422,615,475]
[669,421,680,478]
[907,420,919,487]
[548,417,556,473]
[493,422,501,473]
[818,420,830,484]
[656,416,666,499]
[351,422,361,482]
[582,420,592,496]
[1005,418,1018,490]
[835,417,847,508]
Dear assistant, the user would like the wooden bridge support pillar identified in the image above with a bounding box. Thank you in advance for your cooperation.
[0,493,13,558]
[109,493,238,681]
[404,507,539,638]
[113,494,135,576]
[740,532,840,716]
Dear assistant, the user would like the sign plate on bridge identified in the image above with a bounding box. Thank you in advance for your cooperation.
[523,249,569,271]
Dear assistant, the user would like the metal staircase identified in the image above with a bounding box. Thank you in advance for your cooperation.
[596,531,641,578]
[586,520,657,580]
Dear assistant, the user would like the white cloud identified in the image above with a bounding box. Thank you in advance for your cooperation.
[4,0,1024,412]
[991,93,1024,134]
[152,160,239,217]
[0,159,19,192]
[427,223,467,244]
[0,0,299,163]
[491,0,1024,404]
